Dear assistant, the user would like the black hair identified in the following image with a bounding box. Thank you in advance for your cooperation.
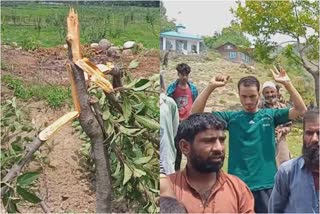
[237,76,260,92]
[303,109,319,131]
[160,196,187,213]
[175,113,227,144]
[176,63,191,75]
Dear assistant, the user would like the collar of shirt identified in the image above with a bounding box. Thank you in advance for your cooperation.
[181,167,227,202]
[298,157,306,169]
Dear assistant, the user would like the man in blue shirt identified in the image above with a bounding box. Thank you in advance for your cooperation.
[268,109,319,213]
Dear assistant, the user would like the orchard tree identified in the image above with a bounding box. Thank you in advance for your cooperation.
[233,0,319,106]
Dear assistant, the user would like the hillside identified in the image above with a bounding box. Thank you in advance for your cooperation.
[162,52,306,163]
[1,3,160,49]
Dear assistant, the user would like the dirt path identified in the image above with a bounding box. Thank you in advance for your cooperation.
[16,102,95,213]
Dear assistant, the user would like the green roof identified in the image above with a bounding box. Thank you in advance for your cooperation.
[160,31,202,40]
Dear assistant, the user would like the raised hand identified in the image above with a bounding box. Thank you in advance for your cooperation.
[270,65,290,84]
[209,75,230,88]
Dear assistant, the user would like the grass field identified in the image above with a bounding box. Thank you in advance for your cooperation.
[1,3,160,49]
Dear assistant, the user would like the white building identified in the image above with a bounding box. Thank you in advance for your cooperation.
[160,24,204,54]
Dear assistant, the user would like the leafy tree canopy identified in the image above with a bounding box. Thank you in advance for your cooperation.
[160,1,175,33]
[203,23,251,49]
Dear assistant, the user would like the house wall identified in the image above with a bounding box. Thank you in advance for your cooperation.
[160,36,202,54]
[216,43,253,65]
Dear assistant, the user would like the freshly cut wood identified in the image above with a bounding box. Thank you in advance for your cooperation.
[66,63,81,112]
[39,111,79,141]
[76,58,114,93]
[67,8,112,213]
[66,8,81,63]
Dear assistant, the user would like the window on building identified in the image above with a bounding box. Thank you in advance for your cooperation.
[229,52,237,59]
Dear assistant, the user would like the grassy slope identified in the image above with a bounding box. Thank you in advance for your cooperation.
[1,3,159,48]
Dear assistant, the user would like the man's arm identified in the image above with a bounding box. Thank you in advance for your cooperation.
[271,66,307,120]
[238,181,255,213]
[172,103,179,136]
[191,75,229,114]
[268,167,289,213]
[283,81,307,119]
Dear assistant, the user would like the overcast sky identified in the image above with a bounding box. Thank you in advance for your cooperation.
[163,0,238,36]
[162,0,296,45]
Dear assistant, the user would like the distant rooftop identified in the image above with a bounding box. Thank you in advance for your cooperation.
[161,23,202,40]
[161,31,202,40]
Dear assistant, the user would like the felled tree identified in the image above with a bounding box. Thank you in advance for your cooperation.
[67,9,159,213]
[233,0,319,106]
[1,8,159,213]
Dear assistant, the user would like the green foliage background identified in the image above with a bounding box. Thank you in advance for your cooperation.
[203,24,251,49]
[1,2,160,49]
[73,73,160,213]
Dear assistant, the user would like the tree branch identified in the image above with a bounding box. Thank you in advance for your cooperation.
[66,9,112,213]
[277,40,298,46]
[1,137,44,197]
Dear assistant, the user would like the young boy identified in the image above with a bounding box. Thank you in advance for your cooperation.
[166,63,198,121]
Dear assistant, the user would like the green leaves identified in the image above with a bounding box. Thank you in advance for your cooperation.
[2,190,19,213]
[123,163,132,185]
[17,172,39,187]
[203,23,251,49]
[135,115,160,130]
[76,73,159,213]
[118,125,141,136]
[133,168,146,178]
[133,156,152,164]
[133,79,152,91]
[17,186,41,204]
[122,96,132,122]
[1,98,43,212]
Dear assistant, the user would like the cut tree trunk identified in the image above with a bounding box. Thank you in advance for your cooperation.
[66,9,112,213]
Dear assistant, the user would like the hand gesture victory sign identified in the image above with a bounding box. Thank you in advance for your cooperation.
[270,65,290,84]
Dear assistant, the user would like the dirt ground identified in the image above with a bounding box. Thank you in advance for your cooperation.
[1,44,159,213]
[1,45,159,85]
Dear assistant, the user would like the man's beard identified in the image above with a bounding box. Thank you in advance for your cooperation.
[265,95,278,104]
[302,143,319,166]
[189,148,224,173]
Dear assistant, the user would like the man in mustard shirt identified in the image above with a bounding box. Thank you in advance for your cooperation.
[191,67,306,212]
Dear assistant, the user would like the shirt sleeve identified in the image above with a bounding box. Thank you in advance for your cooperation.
[171,101,179,136]
[239,180,255,213]
[273,108,290,126]
[213,111,231,124]
[268,166,289,213]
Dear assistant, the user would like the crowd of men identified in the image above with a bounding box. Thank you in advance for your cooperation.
[160,63,319,213]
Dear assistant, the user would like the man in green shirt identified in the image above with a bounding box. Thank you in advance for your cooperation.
[191,67,306,213]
